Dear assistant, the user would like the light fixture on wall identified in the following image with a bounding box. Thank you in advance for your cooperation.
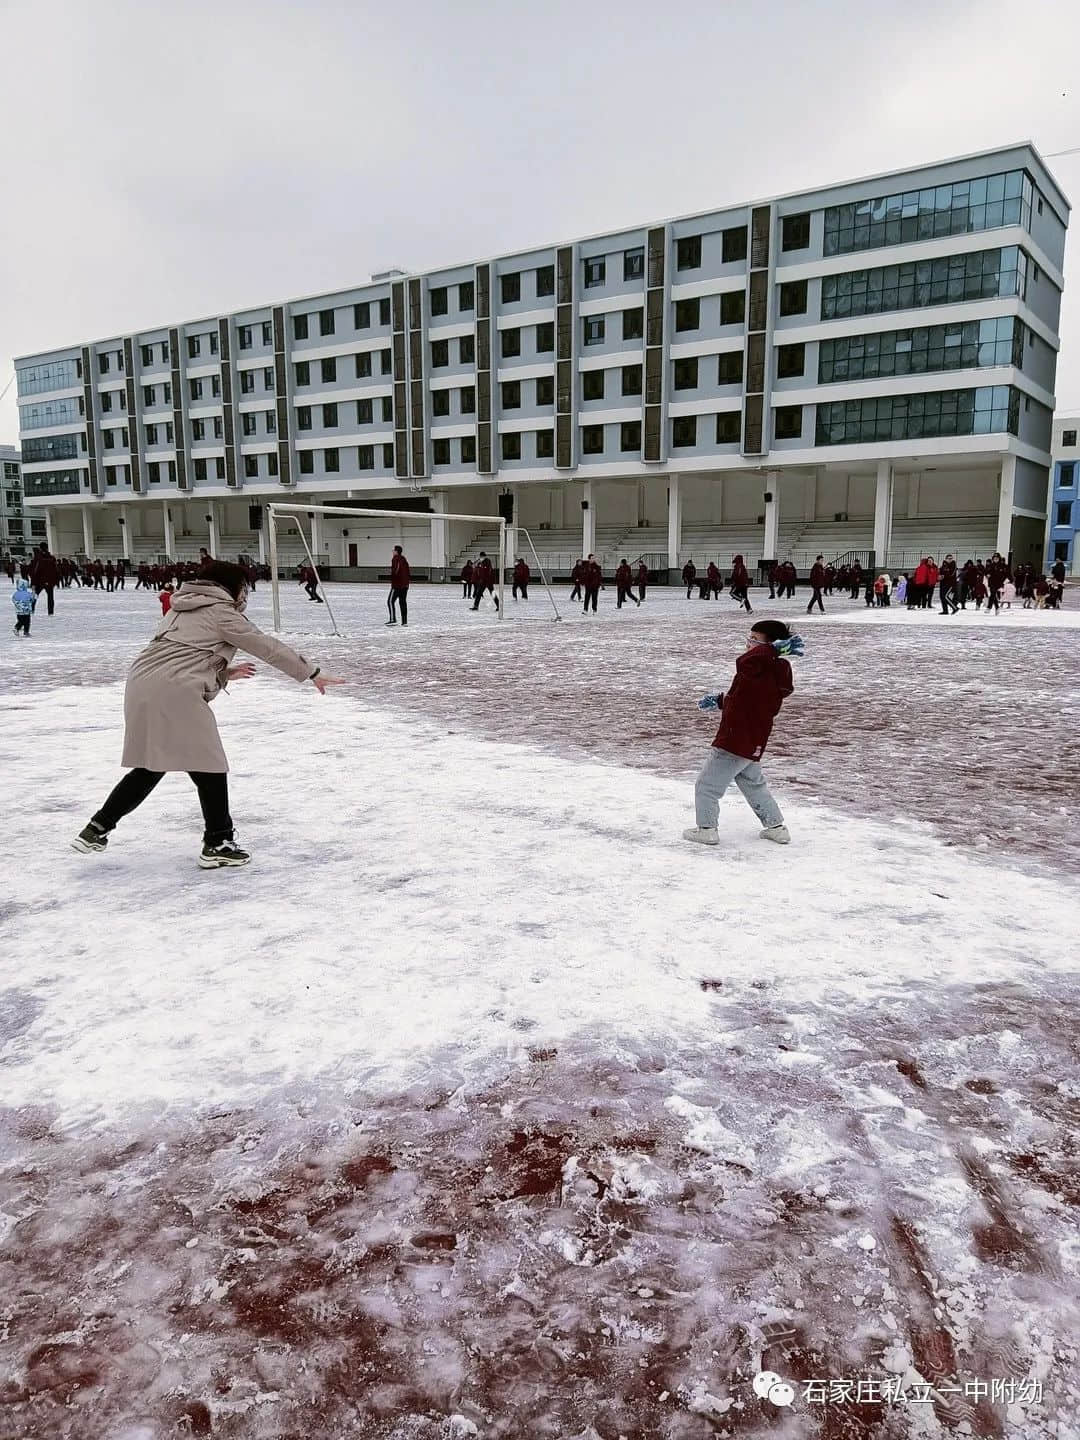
[117,517,125,526]
[204,513,213,523]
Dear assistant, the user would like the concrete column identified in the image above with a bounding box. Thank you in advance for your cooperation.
[636,478,647,527]
[119,504,132,561]
[310,507,323,564]
[715,474,724,525]
[804,471,816,522]
[996,454,1016,558]
[873,460,894,570]
[82,505,94,557]
[582,478,595,558]
[505,489,518,574]
[667,474,681,574]
[257,526,268,565]
[431,490,448,575]
[763,470,780,561]
[907,473,920,519]
[207,502,220,557]
[162,501,175,559]
[44,510,56,553]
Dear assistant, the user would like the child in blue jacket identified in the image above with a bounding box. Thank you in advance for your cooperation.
[11,578,35,637]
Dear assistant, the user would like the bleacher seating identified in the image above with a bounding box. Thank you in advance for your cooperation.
[887,515,998,569]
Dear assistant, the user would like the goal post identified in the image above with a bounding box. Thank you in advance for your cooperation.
[266,502,506,632]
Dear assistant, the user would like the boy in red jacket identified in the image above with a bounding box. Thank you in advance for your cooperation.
[683,618,802,848]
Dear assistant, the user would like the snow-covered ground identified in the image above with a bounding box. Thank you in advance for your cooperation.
[1,582,1078,1439]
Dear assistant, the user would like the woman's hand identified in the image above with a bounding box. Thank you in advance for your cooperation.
[227,662,257,682]
[312,674,346,695]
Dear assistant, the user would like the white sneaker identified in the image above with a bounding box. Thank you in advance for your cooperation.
[760,825,791,844]
[682,827,719,846]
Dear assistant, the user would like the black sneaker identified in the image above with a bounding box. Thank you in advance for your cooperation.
[198,838,251,870]
[72,821,108,853]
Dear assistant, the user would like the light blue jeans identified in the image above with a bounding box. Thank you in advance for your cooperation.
[695,747,784,830]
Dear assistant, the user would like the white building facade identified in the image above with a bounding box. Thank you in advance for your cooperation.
[15,142,1068,578]
[0,445,43,559]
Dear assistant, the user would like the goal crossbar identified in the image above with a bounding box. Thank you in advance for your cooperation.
[267,501,506,631]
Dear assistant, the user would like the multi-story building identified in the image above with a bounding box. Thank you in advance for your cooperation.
[1047,415,1079,574]
[0,445,42,559]
[15,141,1068,579]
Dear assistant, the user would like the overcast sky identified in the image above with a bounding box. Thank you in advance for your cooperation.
[3,0,1079,439]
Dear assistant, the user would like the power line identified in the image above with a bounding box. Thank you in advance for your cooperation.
[1045,145,1080,159]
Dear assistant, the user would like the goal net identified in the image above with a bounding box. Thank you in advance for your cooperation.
[266,502,507,634]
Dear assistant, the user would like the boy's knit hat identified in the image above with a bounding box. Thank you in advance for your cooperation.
[750,617,804,657]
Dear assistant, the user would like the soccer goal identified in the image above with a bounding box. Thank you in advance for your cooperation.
[266,502,507,634]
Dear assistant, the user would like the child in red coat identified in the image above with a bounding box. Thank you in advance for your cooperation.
[683,618,802,848]
[158,583,174,616]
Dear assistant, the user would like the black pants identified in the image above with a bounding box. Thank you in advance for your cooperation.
[92,768,233,846]
[472,583,498,611]
[14,614,30,635]
[389,586,409,622]
[940,583,956,614]
[987,591,1000,613]
[512,582,528,600]
[462,581,472,598]
[784,584,796,598]
[583,586,599,613]
[569,583,582,600]
[616,585,638,608]
[850,584,860,599]
[107,578,115,592]
[685,582,696,598]
[305,581,323,603]
[35,584,55,615]
[807,588,824,613]
[637,584,646,602]
[118,575,125,589]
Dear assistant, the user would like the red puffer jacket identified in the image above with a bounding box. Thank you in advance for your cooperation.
[713,644,794,761]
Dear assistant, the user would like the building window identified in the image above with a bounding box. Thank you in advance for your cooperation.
[189,379,203,401]
[432,389,450,417]
[501,432,521,460]
[777,343,805,378]
[213,457,224,480]
[461,435,476,463]
[459,280,474,311]
[718,350,743,384]
[319,309,335,337]
[716,411,741,443]
[323,402,338,427]
[1056,501,1072,526]
[98,353,110,374]
[379,298,391,325]
[381,396,393,422]
[815,385,1020,445]
[165,422,173,443]
[238,325,252,350]
[358,445,374,470]
[355,352,372,378]
[382,443,395,466]
[583,370,605,402]
[720,290,746,325]
[1059,461,1075,486]
[161,342,170,362]
[620,421,641,452]
[148,462,160,483]
[145,424,158,445]
[354,302,370,329]
[672,416,697,447]
[293,314,309,340]
[582,425,604,454]
[624,247,644,281]
[264,411,274,434]
[240,371,255,394]
[433,438,451,464]
[536,429,554,458]
[782,213,811,251]
[163,383,172,405]
[295,361,310,386]
[297,406,312,430]
[821,246,1028,321]
[299,450,314,474]
[139,344,152,366]
[1062,430,1077,447]
[775,405,803,439]
[240,455,256,478]
[823,170,1034,257]
[536,322,555,353]
[818,316,1021,383]
[208,332,219,356]
[677,235,702,270]
[187,336,201,359]
[460,334,475,364]
[622,364,642,397]
[502,328,521,358]
[583,317,605,346]
[675,298,700,333]
[461,385,476,414]
[532,375,552,406]
[101,391,113,413]
[192,419,205,440]
[210,375,220,399]
[501,272,521,304]
[779,280,808,317]
[536,264,555,297]
[584,256,606,287]
[321,357,337,384]
[425,338,448,371]
[502,380,521,410]
[623,308,644,341]
[324,447,339,473]
[674,357,698,389]
[264,367,274,389]
[142,384,154,406]
[262,321,272,345]
[430,286,448,317]
[357,397,373,424]
[194,458,207,480]
[267,452,278,476]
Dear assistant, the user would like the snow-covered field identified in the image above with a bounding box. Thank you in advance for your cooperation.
[1,581,1078,1439]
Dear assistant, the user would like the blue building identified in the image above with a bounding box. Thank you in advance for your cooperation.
[1047,416,1078,573]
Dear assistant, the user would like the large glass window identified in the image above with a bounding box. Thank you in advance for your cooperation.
[21,433,81,463]
[16,357,83,396]
[819,316,1022,383]
[823,170,1034,256]
[815,385,1020,446]
[21,469,83,497]
[821,247,1028,321]
[18,397,82,430]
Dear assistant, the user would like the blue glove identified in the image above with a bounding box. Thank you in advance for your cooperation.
[698,694,719,711]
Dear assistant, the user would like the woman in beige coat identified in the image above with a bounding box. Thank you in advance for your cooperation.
[72,561,342,868]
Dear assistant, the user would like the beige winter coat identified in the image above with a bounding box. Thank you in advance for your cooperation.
[121,581,315,773]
